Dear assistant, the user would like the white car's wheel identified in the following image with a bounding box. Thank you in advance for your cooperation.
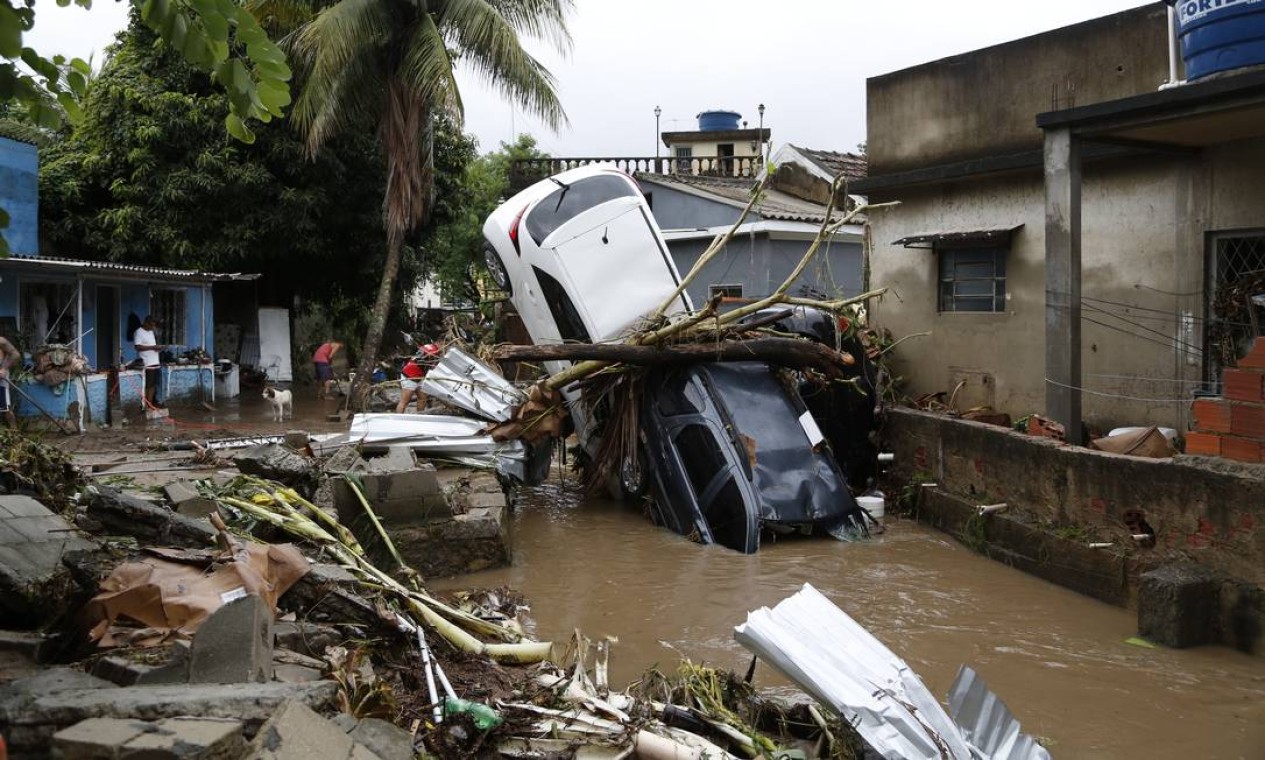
[484,246,512,294]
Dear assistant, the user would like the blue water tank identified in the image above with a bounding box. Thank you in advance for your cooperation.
[1175,0,1265,80]
[697,110,741,131]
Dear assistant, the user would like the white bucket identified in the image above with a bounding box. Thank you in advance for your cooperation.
[857,495,885,520]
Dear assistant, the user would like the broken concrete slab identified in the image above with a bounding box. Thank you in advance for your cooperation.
[0,495,98,625]
[390,506,510,578]
[2,675,336,755]
[273,663,323,684]
[83,487,216,548]
[164,481,220,519]
[273,621,342,659]
[348,718,413,760]
[235,444,316,487]
[278,564,381,629]
[283,431,311,450]
[321,446,367,477]
[188,594,274,684]
[52,716,245,760]
[245,700,382,760]
[92,641,191,686]
[1138,562,1224,648]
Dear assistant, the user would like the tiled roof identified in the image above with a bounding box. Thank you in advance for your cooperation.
[637,173,846,224]
[791,146,868,181]
[3,254,260,283]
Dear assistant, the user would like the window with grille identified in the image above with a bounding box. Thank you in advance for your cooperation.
[1207,231,1265,376]
[674,146,693,173]
[937,245,1007,313]
[151,289,186,349]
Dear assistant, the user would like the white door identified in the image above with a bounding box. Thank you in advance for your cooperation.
[257,307,292,382]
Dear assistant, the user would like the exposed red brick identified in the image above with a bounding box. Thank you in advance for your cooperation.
[1239,338,1265,370]
[1184,432,1223,457]
[1221,436,1262,464]
[1192,398,1232,433]
[1224,369,1264,403]
[1230,404,1265,439]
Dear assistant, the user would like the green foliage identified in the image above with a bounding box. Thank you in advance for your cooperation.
[38,19,386,314]
[424,134,549,301]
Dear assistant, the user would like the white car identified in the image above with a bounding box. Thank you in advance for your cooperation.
[482,164,692,356]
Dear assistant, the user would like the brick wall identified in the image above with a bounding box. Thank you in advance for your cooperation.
[1188,338,1265,463]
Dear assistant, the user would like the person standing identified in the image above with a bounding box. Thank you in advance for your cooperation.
[0,335,20,428]
[396,342,440,413]
[133,315,166,409]
[312,340,343,399]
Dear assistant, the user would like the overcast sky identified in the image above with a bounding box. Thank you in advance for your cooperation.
[30,0,1152,156]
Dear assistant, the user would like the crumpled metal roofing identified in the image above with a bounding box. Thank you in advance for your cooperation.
[636,173,844,224]
[789,145,868,182]
[2,254,260,283]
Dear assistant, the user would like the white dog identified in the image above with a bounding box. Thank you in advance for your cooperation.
[262,386,292,422]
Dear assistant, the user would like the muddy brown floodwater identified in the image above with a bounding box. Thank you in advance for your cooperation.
[437,478,1265,759]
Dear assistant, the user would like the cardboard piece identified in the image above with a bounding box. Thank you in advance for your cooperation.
[86,543,310,647]
[1091,426,1176,459]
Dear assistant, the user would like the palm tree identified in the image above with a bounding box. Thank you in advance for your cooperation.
[267,0,571,403]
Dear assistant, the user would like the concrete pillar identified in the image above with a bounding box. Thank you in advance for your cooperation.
[1044,127,1083,444]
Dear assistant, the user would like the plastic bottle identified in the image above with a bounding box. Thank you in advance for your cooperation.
[443,696,503,730]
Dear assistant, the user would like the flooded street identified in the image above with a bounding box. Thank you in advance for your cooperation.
[439,478,1265,759]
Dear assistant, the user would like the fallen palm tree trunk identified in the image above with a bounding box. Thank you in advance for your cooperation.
[497,338,857,380]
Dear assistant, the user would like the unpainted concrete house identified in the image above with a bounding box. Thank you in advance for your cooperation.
[856,2,1265,441]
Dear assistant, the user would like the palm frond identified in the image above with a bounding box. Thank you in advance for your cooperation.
[481,0,574,50]
[434,0,568,129]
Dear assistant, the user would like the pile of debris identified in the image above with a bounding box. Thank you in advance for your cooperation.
[0,420,1050,759]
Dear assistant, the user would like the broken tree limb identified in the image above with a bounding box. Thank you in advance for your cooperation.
[497,338,855,380]
[647,173,773,324]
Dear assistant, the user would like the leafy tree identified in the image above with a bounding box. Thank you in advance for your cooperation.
[424,133,549,301]
[270,0,571,402]
[38,20,381,321]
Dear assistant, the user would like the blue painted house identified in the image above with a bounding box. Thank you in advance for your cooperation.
[0,136,260,427]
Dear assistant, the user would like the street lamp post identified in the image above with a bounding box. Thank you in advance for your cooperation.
[757,103,765,163]
[655,105,662,164]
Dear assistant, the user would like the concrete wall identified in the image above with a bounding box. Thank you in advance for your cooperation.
[866,3,1170,175]
[868,138,1265,432]
[0,137,38,255]
[884,408,1265,592]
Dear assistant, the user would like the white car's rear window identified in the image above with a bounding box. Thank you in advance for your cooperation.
[525,175,638,245]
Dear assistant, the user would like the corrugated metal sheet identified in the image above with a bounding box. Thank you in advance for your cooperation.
[3,254,260,283]
[735,584,1049,760]
[421,347,524,423]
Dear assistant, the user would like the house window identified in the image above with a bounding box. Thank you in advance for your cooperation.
[1206,231,1265,378]
[709,284,744,301]
[674,146,693,173]
[937,245,1007,313]
[151,289,186,348]
[19,281,78,350]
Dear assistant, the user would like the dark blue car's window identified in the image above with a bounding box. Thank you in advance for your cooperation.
[704,479,749,550]
[675,425,725,499]
[525,175,637,245]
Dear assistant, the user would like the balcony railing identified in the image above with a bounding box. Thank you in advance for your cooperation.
[509,155,763,191]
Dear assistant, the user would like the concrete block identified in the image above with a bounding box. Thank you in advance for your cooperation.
[164,481,220,519]
[364,447,415,473]
[245,700,374,760]
[4,679,336,756]
[334,464,448,525]
[390,506,510,578]
[85,487,216,548]
[1138,562,1223,648]
[348,718,413,760]
[284,431,311,450]
[52,716,149,759]
[235,444,315,486]
[189,595,274,684]
[321,446,367,477]
[273,664,324,684]
[466,492,507,510]
[274,621,343,659]
[53,716,244,760]
[0,495,98,625]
